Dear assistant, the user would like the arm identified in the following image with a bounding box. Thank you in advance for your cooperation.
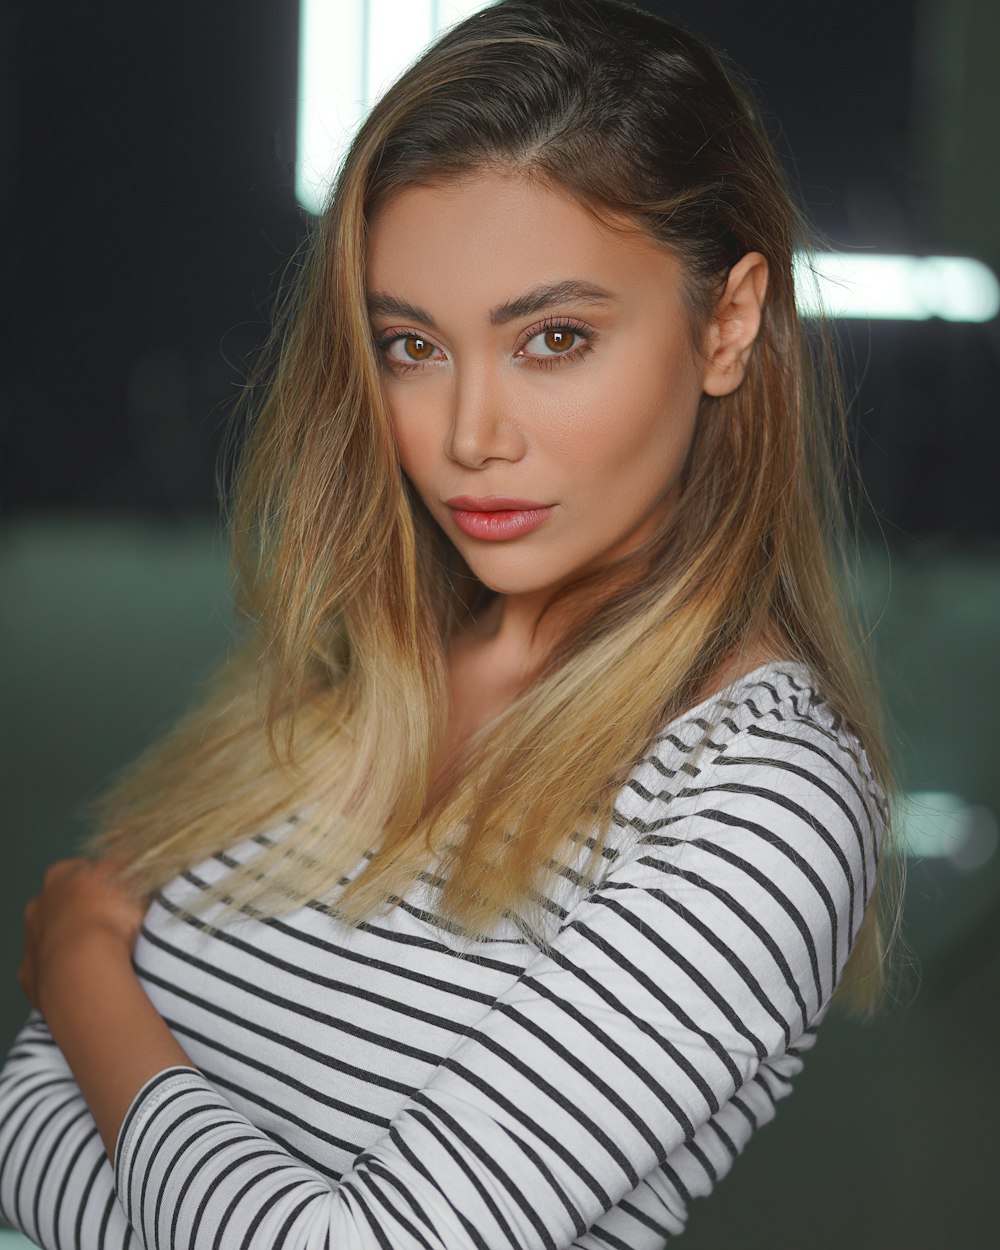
[18,859,194,1158]
[1,860,192,1249]
[117,716,879,1248]
[4,715,881,1248]
[33,935,194,1160]
[0,1014,139,1248]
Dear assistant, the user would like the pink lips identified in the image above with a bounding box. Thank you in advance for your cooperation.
[445,495,554,541]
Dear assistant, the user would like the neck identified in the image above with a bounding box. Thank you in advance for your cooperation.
[457,586,586,682]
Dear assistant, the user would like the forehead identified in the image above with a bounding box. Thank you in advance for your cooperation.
[365,169,686,317]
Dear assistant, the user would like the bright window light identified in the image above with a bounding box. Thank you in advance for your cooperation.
[795,252,1000,322]
[297,0,492,215]
[297,5,999,326]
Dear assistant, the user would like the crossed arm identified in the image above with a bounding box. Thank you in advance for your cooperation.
[17,858,194,1159]
[1,714,880,1248]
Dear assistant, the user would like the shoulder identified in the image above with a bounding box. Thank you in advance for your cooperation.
[600,662,885,971]
[558,662,886,1025]
[615,661,884,837]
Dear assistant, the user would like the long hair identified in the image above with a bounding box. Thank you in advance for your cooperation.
[91,0,902,1014]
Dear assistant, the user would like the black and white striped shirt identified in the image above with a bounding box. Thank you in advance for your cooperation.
[0,662,884,1248]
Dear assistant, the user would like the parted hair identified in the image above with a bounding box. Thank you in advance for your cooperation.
[91,0,901,1014]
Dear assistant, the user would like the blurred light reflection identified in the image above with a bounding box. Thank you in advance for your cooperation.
[297,0,492,214]
[794,253,1000,322]
[901,791,999,869]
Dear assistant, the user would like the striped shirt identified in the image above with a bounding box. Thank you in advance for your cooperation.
[0,662,884,1248]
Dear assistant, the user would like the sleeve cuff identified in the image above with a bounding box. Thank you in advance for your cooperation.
[113,1065,206,1182]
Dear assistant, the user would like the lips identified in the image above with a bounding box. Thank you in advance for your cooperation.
[444,496,555,541]
[445,495,549,511]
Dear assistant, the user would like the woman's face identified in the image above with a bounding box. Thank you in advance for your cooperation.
[366,168,738,605]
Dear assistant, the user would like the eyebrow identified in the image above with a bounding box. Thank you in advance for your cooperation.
[366,279,618,330]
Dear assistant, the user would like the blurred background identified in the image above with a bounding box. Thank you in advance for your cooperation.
[1,1,998,1247]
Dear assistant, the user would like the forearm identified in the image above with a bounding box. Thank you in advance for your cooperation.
[0,1014,139,1248]
[39,935,194,1159]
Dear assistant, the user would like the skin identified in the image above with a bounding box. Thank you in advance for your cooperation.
[368,168,768,753]
[20,858,191,1157]
[21,167,767,1162]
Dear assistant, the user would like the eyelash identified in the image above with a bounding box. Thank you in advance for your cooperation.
[373,316,597,375]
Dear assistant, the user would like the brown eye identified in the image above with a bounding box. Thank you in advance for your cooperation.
[403,335,435,360]
[521,325,590,361]
[376,332,443,368]
[543,329,576,352]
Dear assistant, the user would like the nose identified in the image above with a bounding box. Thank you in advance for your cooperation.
[445,367,526,468]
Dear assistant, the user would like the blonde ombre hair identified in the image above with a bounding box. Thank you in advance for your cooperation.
[91,0,902,1014]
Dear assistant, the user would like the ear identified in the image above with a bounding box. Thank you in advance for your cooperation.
[700,252,769,397]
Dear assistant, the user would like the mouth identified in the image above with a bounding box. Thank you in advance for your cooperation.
[445,495,550,511]
[445,497,555,541]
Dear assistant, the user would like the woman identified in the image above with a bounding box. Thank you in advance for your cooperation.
[0,1,899,1245]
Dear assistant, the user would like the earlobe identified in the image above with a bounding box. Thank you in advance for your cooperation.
[701,251,769,397]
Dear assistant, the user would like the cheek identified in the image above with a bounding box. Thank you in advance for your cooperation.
[388,394,435,482]
[542,357,701,476]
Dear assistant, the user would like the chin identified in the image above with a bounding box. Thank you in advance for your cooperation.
[471,573,546,597]
[461,559,548,594]
[470,560,578,601]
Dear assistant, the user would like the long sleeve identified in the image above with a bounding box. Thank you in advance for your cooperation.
[0,665,884,1248]
[0,1013,137,1247]
[116,710,880,1247]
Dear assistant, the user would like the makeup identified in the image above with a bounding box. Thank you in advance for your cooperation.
[446,498,554,540]
[371,171,710,595]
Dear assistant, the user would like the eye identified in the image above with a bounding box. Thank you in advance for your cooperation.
[378,332,444,367]
[518,319,595,368]
[372,329,446,372]
[524,327,581,356]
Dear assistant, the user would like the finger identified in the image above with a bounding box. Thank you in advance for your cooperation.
[42,858,82,888]
[98,857,140,896]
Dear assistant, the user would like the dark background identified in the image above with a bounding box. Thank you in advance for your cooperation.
[4,0,999,531]
[2,2,999,1247]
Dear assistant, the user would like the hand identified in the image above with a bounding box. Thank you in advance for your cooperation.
[20,857,149,1016]
[18,858,190,1159]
